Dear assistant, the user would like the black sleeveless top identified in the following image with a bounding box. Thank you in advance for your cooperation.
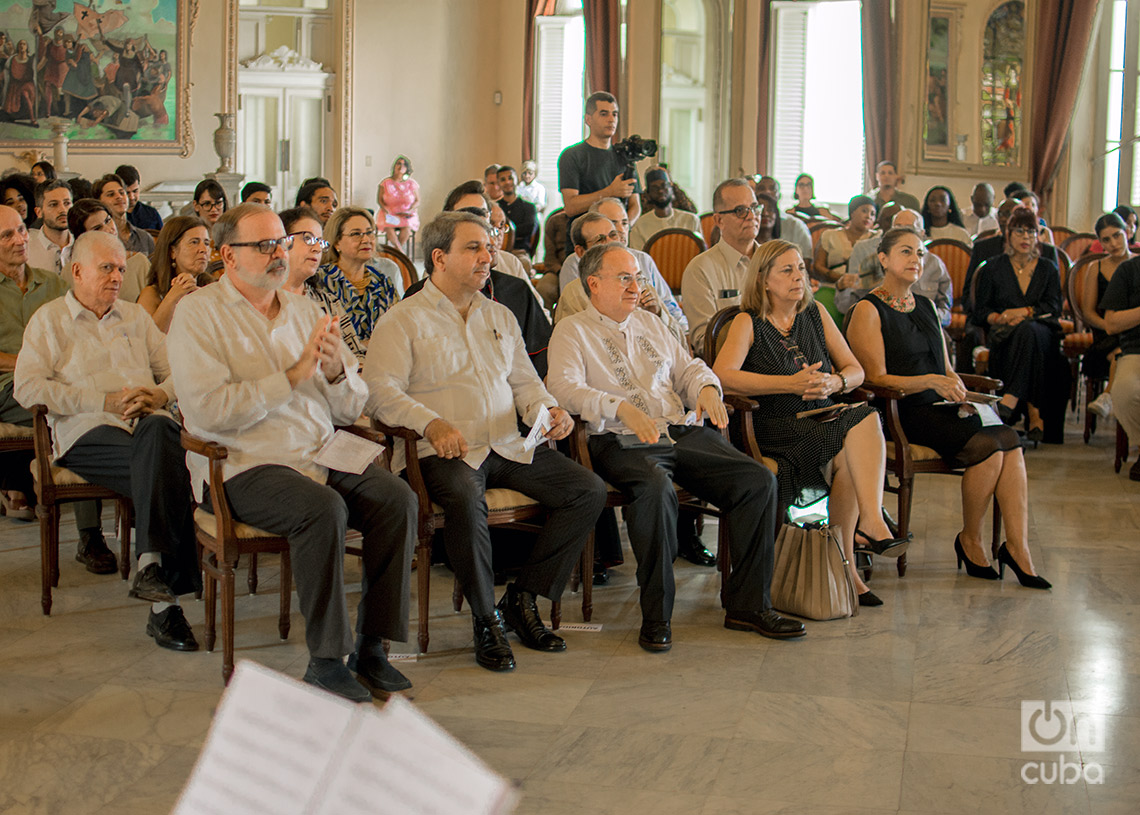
[863,293,945,407]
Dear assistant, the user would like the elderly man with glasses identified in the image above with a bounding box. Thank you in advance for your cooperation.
[167,202,417,703]
[547,243,805,651]
[680,178,764,348]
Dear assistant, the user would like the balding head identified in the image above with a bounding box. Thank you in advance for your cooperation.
[70,231,126,317]
[0,204,29,276]
[891,208,925,238]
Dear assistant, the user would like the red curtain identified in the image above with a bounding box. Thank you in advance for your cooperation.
[753,0,775,173]
[861,0,896,183]
[522,0,559,161]
[1030,0,1099,208]
[583,0,621,126]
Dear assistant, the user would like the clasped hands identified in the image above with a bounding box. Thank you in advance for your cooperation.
[616,385,727,444]
[994,306,1032,326]
[791,362,843,401]
[424,406,575,460]
[104,386,167,421]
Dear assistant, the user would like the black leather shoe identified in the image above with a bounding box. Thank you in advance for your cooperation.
[592,564,610,585]
[347,650,412,695]
[76,529,117,575]
[146,606,199,651]
[638,620,672,652]
[724,609,807,639]
[303,657,371,703]
[128,562,176,603]
[677,534,718,567]
[497,583,566,652]
[472,610,516,671]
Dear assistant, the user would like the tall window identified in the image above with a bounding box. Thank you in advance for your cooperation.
[533,1,586,213]
[769,0,864,209]
[1102,0,1131,212]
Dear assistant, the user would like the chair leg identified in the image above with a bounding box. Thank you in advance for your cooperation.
[895,477,914,579]
[581,529,594,623]
[550,600,561,631]
[717,515,730,609]
[451,576,463,613]
[248,553,259,594]
[416,538,431,654]
[204,556,217,652]
[278,549,292,641]
[118,501,131,581]
[221,559,236,684]
[39,504,57,615]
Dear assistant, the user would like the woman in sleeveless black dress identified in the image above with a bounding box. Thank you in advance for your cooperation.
[848,227,1049,589]
[1084,213,1133,419]
[713,240,909,607]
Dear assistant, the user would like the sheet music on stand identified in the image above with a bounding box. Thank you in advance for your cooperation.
[172,661,518,815]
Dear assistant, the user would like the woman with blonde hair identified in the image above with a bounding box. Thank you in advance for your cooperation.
[318,206,399,343]
[713,240,907,606]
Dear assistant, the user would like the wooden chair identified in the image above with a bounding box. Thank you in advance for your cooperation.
[30,406,133,615]
[926,238,973,339]
[1065,253,1109,441]
[1060,232,1097,260]
[370,420,592,654]
[809,221,841,252]
[376,244,418,291]
[1051,226,1076,247]
[699,212,715,248]
[643,228,707,293]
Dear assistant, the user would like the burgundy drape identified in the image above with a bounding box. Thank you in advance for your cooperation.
[1030,0,1099,208]
[522,0,558,161]
[861,0,896,183]
[754,0,775,173]
[583,0,621,128]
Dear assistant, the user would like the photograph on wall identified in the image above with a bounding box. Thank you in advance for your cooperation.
[0,0,188,150]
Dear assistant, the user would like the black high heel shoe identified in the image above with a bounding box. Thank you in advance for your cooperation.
[954,534,999,580]
[854,529,910,558]
[997,543,1052,589]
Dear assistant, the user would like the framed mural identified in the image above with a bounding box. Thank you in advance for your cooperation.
[0,0,194,155]
[922,6,955,161]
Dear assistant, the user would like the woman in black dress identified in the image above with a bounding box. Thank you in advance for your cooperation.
[1085,213,1133,419]
[970,206,1064,441]
[713,240,907,607]
[848,227,1049,588]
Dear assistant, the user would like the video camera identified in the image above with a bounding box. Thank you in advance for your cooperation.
[612,134,658,181]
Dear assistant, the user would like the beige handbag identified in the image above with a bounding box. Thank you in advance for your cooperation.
[771,523,858,620]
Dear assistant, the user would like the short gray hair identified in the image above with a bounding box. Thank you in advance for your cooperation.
[212,201,273,248]
[570,212,612,249]
[71,230,124,272]
[712,177,752,212]
[579,243,631,293]
[588,197,625,215]
[891,207,924,233]
[421,211,491,275]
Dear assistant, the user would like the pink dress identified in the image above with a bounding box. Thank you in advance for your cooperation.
[378,177,420,231]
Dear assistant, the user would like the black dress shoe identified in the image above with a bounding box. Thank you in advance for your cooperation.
[853,529,910,558]
[76,529,117,575]
[128,562,176,603]
[497,583,566,652]
[677,534,718,567]
[858,590,884,607]
[472,610,516,671]
[638,620,672,652]
[146,606,199,651]
[592,564,610,585]
[348,650,412,695]
[303,657,371,703]
[724,609,806,639]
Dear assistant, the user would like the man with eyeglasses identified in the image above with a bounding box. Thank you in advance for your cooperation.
[547,244,804,651]
[167,202,418,703]
[94,173,155,256]
[365,211,605,673]
[680,178,763,347]
[15,231,200,647]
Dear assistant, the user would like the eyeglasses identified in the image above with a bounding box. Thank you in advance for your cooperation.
[1011,228,1040,239]
[716,203,762,219]
[593,273,639,288]
[197,198,225,211]
[488,228,503,239]
[288,231,330,249]
[344,229,376,241]
[229,236,295,254]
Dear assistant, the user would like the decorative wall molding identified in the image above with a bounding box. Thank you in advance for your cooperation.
[242,46,327,73]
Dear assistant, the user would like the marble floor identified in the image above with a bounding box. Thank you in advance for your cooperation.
[0,418,1137,815]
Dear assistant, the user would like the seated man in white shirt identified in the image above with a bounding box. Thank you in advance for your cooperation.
[364,211,606,673]
[167,203,417,703]
[558,197,688,334]
[14,231,200,651]
[680,178,761,348]
[628,168,701,251]
[27,179,72,275]
[547,244,805,651]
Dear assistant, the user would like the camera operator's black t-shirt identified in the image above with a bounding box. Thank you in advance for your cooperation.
[1101,257,1140,355]
[557,141,641,252]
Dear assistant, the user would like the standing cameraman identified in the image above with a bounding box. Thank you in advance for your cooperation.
[558,92,641,253]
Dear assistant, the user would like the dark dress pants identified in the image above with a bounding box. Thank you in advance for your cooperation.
[587,424,778,622]
[217,463,416,659]
[418,446,606,617]
[56,415,199,595]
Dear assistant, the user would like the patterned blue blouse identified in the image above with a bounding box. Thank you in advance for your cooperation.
[317,262,398,342]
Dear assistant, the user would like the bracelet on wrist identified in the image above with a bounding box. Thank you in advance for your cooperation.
[838,372,848,392]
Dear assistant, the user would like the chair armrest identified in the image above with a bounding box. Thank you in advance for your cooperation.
[368,418,423,441]
[337,423,388,445]
[179,430,229,461]
[723,395,758,412]
[850,383,906,401]
[30,405,54,490]
[959,374,1002,394]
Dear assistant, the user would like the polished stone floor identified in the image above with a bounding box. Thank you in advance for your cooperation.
[0,419,1137,814]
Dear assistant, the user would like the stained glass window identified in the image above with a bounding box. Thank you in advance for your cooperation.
[981,1,1025,167]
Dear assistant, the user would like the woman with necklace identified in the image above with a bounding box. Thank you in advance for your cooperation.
[1085,213,1134,419]
[713,240,908,607]
[847,227,1048,589]
[318,206,399,344]
[970,206,1064,442]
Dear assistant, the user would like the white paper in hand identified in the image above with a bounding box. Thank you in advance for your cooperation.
[523,404,553,452]
[313,429,385,475]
